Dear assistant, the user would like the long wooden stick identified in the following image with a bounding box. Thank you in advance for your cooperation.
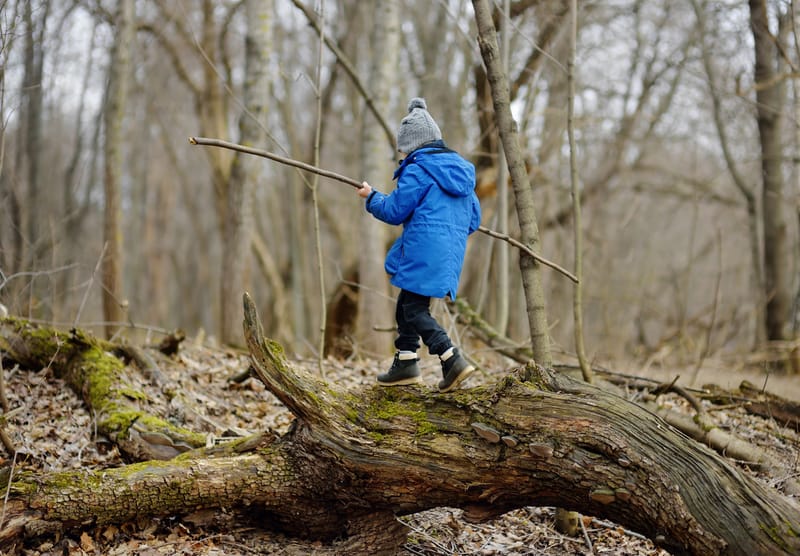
[188,136,578,283]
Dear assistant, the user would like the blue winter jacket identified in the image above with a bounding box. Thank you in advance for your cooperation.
[366,141,481,299]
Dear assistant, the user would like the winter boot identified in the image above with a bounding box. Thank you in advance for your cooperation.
[437,347,474,392]
[377,351,422,386]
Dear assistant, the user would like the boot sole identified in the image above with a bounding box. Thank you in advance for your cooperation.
[438,365,475,393]
[377,376,423,387]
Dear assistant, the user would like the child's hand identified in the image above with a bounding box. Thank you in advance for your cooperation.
[357,181,372,198]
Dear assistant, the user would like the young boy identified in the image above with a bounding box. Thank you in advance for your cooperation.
[357,98,481,392]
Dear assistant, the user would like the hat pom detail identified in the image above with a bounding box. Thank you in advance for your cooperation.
[397,96,441,153]
[407,97,427,112]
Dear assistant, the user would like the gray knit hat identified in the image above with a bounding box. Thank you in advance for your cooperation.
[396,97,442,154]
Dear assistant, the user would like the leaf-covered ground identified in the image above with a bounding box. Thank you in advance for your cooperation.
[2,338,798,555]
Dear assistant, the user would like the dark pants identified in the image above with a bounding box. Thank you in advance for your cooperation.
[394,289,452,356]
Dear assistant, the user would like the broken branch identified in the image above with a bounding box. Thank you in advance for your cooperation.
[188,136,577,283]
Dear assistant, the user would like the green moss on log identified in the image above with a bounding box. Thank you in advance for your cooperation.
[2,320,207,454]
[367,395,438,438]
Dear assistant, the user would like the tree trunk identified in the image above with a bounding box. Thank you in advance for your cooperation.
[692,0,767,347]
[0,1,21,277]
[566,0,592,383]
[1,298,800,555]
[355,0,397,357]
[220,0,272,346]
[749,0,793,357]
[59,19,98,318]
[494,0,511,336]
[21,0,49,271]
[472,0,552,368]
[102,0,135,339]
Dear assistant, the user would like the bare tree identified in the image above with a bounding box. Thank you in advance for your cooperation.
[311,0,328,373]
[101,0,134,339]
[469,1,568,335]
[20,0,50,274]
[566,0,591,383]
[220,0,272,346]
[356,0,397,357]
[495,0,511,335]
[472,0,552,368]
[58,17,98,321]
[749,0,795,370]
[139,2,234,263]
[692,0,766,348]
[0,0,21,276]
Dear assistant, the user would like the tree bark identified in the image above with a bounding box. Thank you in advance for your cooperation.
[1,1,22,278]
[102,0,135,339]
[21,0,49,272]
[692,0,766,347]
[2,300,800,554]
[220,0,271,346]
[566,0,592,383]
[749,0,793,358]
[355,0,397,357]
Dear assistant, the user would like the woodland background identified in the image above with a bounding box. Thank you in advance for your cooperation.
[0,0,799,382]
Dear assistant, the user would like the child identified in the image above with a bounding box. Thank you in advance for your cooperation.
[357,98,481,392]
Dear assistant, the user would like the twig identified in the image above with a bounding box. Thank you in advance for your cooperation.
[151,533,261,555]
[74,242,108,327]
[0,428,16,458]
[0,450,18,532]
[566,0,592,384]
[190,136,362,186]
[25,318,172,336]
[589,518,650,541]
[401,516,458,555]
[653,377,706,415]
[310,1,328,378]
[0,351,8,413]
[188,136,577,283]
[579,513,594,554]
[475,226,578,282]
[690,227,723,386]
[0,264,80,293]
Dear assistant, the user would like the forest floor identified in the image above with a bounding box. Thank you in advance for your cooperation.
[2,336,799,556]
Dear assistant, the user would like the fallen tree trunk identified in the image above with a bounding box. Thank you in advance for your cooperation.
[1,298,799,555]
[0,318,207,461]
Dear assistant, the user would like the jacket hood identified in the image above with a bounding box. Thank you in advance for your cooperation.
[395,142,476,198]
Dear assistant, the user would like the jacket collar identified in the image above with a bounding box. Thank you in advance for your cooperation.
[393,140,447,180]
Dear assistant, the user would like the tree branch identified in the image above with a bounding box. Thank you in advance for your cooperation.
[289,0,396,150]
[188,136,577,283]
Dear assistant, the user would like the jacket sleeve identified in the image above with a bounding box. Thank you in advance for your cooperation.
[366,166,431,225]
[468,193,481,234]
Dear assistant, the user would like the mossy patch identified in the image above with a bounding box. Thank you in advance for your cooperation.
[760,522,791,551]
[366,395,438,438]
